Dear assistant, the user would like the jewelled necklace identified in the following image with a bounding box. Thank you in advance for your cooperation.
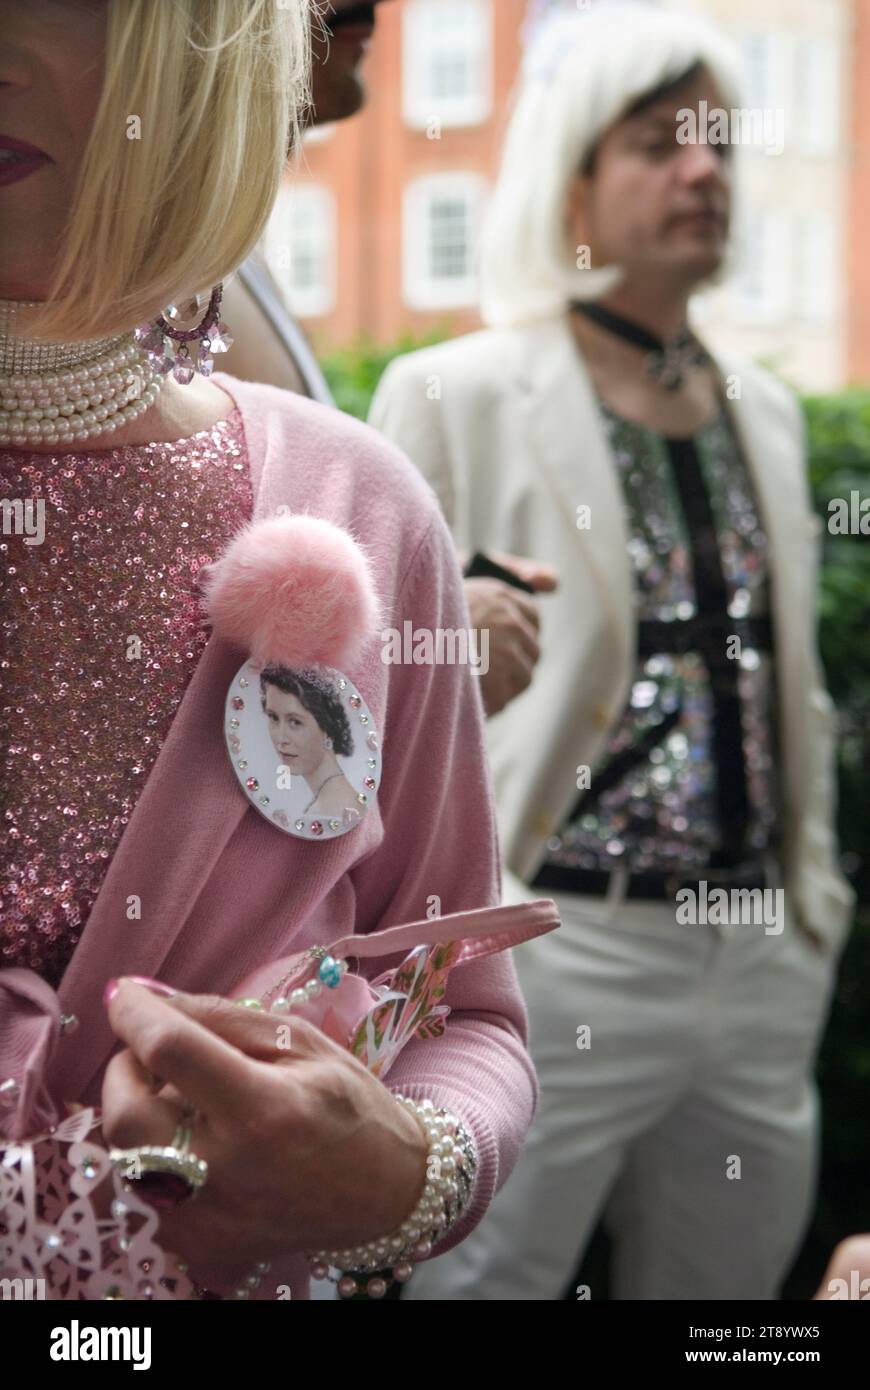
[569,301,708,392]
[0,299,163,448]
[0,286,231,448]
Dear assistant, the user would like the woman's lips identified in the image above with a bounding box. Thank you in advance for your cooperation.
[0,137,51,189]
[0,153,50,188]
[0,135,48,156]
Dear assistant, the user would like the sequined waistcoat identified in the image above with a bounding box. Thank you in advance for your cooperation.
[542,402,781,879]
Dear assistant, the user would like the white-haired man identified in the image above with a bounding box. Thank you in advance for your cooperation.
[369,4,854,1300]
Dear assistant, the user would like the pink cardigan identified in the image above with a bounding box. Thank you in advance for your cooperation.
[36,373,538,1296]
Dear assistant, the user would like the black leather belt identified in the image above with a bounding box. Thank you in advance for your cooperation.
[636,613,773,660]
[531,862,768,901]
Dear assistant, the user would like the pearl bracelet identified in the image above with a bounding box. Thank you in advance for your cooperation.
[182,1095,477,1301]
[307,1095,478,1300]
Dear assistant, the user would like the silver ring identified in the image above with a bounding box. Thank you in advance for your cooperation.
[110,1115,208,1207]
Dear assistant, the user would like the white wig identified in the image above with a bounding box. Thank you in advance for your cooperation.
[479,2,744,329]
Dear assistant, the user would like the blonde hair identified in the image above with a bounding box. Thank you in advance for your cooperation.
[29,0,312,342]
[479,4,744,330]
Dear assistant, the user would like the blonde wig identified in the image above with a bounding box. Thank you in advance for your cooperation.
[479,3,744,330]
[29,0,313,342]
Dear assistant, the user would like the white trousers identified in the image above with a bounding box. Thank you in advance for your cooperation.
[404,885,841,1300]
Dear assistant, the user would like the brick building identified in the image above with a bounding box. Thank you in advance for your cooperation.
[263,0,870,390]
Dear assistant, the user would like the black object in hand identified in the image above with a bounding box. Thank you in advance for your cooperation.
[463,551,536,594]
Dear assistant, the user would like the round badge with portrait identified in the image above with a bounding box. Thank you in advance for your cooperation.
[224,660,381,840]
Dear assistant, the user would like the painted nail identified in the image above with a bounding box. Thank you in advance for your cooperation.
[103,975,176,1008]
[124,975,177,999]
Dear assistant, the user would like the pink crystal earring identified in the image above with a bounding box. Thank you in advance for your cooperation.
[134,283,233,385]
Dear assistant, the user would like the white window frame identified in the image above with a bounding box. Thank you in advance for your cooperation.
[402,0,493,131]
[793,35,839,156]
[794,211,836,326]
[737,27,794,155]
[402,172,486,310]
[732,206,791,326]
[738,29,782,115]
[264,183,335,319]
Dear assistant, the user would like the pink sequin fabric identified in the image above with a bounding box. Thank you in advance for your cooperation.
[0,409,252,986]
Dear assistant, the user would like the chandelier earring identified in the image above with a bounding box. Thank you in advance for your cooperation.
[134,283,233,385]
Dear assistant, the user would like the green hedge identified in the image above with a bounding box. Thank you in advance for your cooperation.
[320,330,449,422]
[324,339,870,1296]
[790,390,870,1299]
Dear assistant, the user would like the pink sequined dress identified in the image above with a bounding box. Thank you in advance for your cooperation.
[1,409,251,1298]
[1,409,252,984]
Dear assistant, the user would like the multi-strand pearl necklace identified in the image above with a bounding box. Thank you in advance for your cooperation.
[0,299,164,448]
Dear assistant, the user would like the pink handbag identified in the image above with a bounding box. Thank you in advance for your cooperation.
[232,897,561,1077]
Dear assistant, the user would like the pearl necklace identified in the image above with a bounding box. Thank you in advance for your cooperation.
[0,298,164,448]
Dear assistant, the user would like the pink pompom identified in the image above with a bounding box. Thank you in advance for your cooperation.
[200,513,382,670]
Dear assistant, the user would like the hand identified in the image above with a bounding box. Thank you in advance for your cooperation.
[101,981,430,1293]
[813,1234,870,1299]
[485,551,559,595]
[464,553,558,717]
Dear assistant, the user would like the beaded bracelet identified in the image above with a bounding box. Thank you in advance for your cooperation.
[307,1095,478,1300]
[182,1096,476,1300]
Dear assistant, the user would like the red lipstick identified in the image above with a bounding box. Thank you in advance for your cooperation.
[0,135,51,188]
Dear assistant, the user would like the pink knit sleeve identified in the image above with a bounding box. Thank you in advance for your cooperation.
[349,508,538,1255]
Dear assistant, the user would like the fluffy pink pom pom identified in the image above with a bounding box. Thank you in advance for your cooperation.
[200,513,382,670]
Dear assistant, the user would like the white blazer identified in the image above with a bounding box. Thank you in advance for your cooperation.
[369,314,855,955]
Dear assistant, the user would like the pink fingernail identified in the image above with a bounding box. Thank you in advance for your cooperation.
[102,975,175,1008]
[125,975,176,998]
